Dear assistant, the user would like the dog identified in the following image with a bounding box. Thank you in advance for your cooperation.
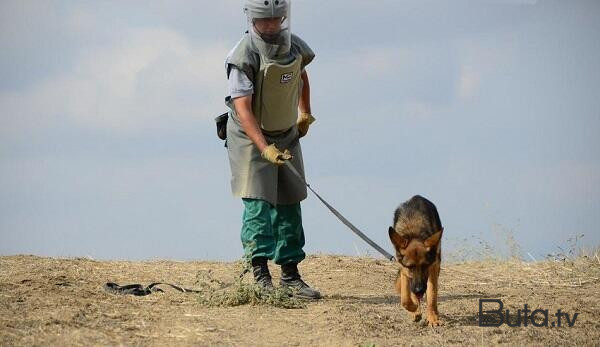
[388,195,443,326]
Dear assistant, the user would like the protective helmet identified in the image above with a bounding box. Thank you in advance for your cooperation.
[244,0,289,19]
[244,0,291,59]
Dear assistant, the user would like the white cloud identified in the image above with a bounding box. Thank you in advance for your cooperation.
[1,26,229,135]
[65,27,228,130]
[458,64,480,100]
[454,34,517,102]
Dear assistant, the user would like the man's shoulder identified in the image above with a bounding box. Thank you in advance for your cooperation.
[291,34,315,68]
[227,34,257,60]
[226,33,260,75]
[291,34,311,51]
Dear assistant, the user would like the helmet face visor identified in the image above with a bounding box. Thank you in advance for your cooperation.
[252,16,287,44]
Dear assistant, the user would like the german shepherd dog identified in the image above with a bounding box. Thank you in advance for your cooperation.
[388,195,443,326]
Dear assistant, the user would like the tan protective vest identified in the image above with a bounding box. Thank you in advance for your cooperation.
[252,54,302,132]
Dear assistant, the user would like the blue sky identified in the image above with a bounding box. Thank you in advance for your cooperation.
[1,0,598,261]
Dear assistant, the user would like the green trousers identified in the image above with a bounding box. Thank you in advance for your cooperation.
[241,198,306,265]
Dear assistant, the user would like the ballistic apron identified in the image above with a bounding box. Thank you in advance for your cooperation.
[226,35,313,206]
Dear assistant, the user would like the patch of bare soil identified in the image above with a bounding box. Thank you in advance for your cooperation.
[1,254,599,346]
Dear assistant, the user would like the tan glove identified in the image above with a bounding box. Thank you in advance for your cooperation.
[261,144,293,165]
[297,112,316,138]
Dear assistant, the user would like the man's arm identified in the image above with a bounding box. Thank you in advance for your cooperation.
[232,95,268,152]
[297,70,315,138]
[299,70,311,114]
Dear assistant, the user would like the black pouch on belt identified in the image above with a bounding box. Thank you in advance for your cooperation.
[215,112,228,140]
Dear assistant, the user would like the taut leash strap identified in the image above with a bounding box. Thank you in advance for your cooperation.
[284,161,395,261]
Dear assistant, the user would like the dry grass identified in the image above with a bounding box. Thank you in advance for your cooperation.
[443,248,600,289]
[1,251,599,346]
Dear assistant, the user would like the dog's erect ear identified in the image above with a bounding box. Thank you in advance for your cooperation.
[424,228,443,249]
[389,227,409,250]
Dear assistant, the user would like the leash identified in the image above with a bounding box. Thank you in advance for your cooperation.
[104,282,201,296]
[104,268,251,296]
[283,160,395,261]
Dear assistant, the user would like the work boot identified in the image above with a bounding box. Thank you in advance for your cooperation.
[251,257,274,291]
[280,263,321,300]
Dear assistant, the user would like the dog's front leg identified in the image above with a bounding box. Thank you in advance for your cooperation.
[425,262,441,326]
[400,272,421,322]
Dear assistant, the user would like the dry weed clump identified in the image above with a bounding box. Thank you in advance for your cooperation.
[195,244,306,309]
[194,268,305,309]
[196,277,306,309]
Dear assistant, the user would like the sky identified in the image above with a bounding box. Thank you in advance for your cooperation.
[1,0,599,261]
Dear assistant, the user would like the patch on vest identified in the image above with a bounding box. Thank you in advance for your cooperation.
[280,72,293,84]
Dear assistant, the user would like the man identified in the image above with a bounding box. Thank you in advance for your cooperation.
[223,0,320,300]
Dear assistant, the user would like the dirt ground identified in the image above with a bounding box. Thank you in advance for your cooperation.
[1,254,599,346]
